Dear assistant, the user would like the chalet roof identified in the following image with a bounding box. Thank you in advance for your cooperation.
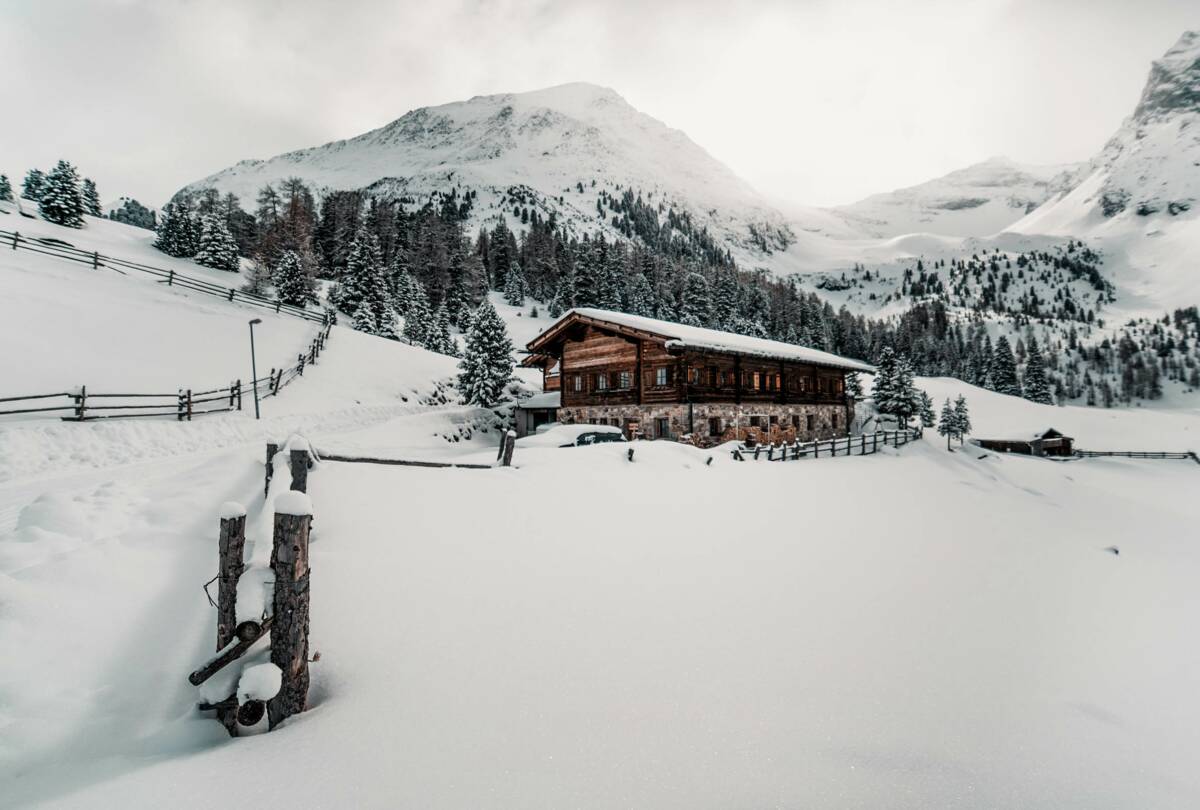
[528,308,875,373]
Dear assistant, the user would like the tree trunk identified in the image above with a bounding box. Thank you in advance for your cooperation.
[217,514,246,650]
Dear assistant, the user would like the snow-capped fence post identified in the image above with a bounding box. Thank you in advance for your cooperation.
[265,442,278,496]
[297,353,306,376]
[289,448,309,493]
[268,492,312,730]
[166,269,174,286]
[500,429,516,467]
[216,504,247,650]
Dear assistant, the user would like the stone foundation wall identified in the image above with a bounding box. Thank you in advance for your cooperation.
[557,400,854,447]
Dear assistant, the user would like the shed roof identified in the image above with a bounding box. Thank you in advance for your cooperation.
[526,308,874,373]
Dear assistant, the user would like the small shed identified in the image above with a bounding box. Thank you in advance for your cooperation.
[514,391,561,437]
[975,428,1074,457]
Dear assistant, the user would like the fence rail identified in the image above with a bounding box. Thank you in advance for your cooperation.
[0,324,333,422]
[732,426,923,461]
[1074,449,1200,464]
[1,227,326,323]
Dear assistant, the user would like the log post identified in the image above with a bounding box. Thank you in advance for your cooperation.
[500,429,516,467]
[265,442,278,497]
[216,505,247,650]
[187,389,193,421]
[75,384,87,420]
[268,495,312,729]
[289,448,309,492]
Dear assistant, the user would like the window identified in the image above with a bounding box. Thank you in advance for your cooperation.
[595,373,608,391]
[688,367,700,385]
[617,370,632,389]
[798,377,808,393]
[655,367,669,386]
[806,414,815,431]
[708,367,718,386]
[708,417,723,437]
[655,417,670,438]
[769,415,779,426]
[753,372,762,390]
[832,413,839,429]
[774,373,782,391]
[749,415,762,428]
[572,374,582,392]
[836,378,845,394]
[791,414,801,429]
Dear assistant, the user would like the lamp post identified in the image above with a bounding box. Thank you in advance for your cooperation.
[248,318,263,420]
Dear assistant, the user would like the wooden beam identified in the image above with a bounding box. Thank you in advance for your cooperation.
[268,509,311,729]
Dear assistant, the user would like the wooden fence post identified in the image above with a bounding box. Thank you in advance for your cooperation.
[500,429,516,467]
[265,442,278,497]
[167,269,174,286]
[289,448,309,492]
[217,506,247,650]
[10,231,18,249]
[75,385,87,420]
[268,496,312,730]
[235,379,242,411]
[91,251,99,270]
[187,389,193,421]
[297,353,305,376]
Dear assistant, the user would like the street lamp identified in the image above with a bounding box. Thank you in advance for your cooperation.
[248,318,263,420]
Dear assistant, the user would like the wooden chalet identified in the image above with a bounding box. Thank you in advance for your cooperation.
[975,428,1075,458]
[522,308,873,446]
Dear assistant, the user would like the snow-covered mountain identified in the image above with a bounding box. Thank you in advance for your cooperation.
[1009,30,1200,306]
[831,156,1081,239]
[177,83,856,266]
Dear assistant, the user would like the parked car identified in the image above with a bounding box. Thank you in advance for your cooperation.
[517,423,626,449]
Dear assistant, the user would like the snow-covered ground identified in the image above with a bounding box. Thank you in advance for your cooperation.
[4,173,1200,809]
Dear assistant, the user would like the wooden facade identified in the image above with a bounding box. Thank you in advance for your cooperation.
[523,311,863,446]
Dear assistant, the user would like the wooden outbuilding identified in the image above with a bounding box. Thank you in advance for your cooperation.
[975,428,1075,457]
[521,308,873,447]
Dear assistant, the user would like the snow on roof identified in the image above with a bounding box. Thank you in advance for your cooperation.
[519,391,561,409]
[563,308,875,373]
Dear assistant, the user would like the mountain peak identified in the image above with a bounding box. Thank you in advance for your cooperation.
[1133,29,1200,122]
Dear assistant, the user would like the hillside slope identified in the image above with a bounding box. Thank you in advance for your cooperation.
[1008,30,1200,307]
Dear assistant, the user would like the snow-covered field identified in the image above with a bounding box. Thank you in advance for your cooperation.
[4,187,1200,809]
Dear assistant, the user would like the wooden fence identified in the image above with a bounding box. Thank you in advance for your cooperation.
[0,324,333,421]
[732,426,923,461]
[1074,449,1200,465]
[2,227,326,323]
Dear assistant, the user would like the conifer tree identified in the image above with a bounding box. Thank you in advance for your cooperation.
[503,262,526,306]
[351,300,378,334]
[1022,335,1052,404]
[845,371,863,400]
[154,200,197,257]
[457,299,514,406]
[991,336,1021,396]
[919,390,936,428]
[81,178,102,217]
[403,281,433,345]
[679,272,712,326]
[21,169,46,201]
[242,258,274,296]
[937,398,957,450]
[273,250,312,305]
[0,174,12,202]
[953,395,971,443]
[38,160,84,228]
[871,347,900,421]
[427,304,457,356]
[339,228,385,317]
[194,212,240,272]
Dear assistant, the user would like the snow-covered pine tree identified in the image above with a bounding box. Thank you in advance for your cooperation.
[893,355,921,426]
[679,272,712,327]
[403,281,433,345]
[457,299,514,407]
[1022,335,1052,404]
[937,398,957,450]
[919,389,936,428]
[991,336,1021,396]
[711,271,738,330]
[0,174,12,202]
[21,169,46,201]
[38,160,84,228]
[625,273,654,317]
[547,293,563,318]
[953,394,971,444]
[871,347,900,421]
[242,258,274,296]
[339,228,385,317]
[154,200,197,257]
[427,304,457,356]
[845,371,863,400]
[273,250,312,305]
[194,212,240,272]
[351,300,378,334]
[503,262,527,307]
[81,178,102,217]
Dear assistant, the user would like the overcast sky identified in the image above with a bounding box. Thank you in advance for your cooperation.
[0,0,1194,209]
